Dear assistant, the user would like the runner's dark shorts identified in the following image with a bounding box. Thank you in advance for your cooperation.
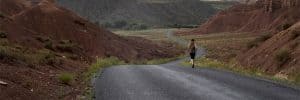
[190,53,196,59]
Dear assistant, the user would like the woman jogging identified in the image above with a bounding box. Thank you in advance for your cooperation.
[188,39,197,68]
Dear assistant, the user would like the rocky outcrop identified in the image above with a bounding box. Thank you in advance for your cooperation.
[184,0,300,35]
[259,0,300,12]
[238,21,300,75]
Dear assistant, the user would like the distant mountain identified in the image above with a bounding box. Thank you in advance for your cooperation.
[56,0,218,28]
[201,0,257,3]
[202,0,239,10]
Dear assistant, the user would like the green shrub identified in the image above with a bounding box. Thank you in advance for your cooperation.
[146,58,177,65]
[113,20,128,28]
[41,51,58,65]
[85,57,124,80]
[44,41,53,50]
[56,43,76,53]
[275,49,291,65]
[0,46,17,60]
[102,22,113,28]
[58,73,74,85]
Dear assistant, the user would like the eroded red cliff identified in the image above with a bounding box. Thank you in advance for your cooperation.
[187,0,300,34]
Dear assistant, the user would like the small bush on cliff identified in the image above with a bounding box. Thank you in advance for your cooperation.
[44,41,54,50]
[85,57,124,80]
[58,72,74,85]
[275,49,291,66]
[56,40,77,53]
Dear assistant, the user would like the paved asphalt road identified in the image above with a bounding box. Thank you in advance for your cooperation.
[95,53,300,100]
[94,31,300,100]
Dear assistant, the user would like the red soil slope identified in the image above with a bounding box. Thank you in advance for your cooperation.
[238,21,300,75]
[1,0,180,61]
[0,0,182,99]
[186,0,300,34]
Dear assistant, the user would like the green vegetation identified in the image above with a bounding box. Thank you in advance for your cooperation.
[84,57,124,80]
[275,49,291,66]
[0,39,59,67]
[167,24,198,29]
[183,57,265,76]
[145,58,177,65]
[113,20,128,28]
[103,20,149,30]
[181,32,300,86]
[184,57,299,86]
[44,41,54,50]
[84,57,124,99]
[58,72,74,85]
[56,40,77,52]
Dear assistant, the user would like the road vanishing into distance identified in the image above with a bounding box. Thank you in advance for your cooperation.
[94,31,300,100]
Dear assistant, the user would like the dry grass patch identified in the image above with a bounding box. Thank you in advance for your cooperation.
[113,28,176,41]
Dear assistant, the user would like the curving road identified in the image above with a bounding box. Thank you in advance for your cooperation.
[95,63,300,100]
[94,30,300,100]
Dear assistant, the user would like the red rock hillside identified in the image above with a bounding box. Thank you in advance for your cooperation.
[238,21,300,76]
[0,0,182,99]
[0,0,181,61]
[187,0,300,34]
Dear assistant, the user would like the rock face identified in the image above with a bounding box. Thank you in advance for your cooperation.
[259,0,300,12]
[187,0,300,34]
[238,21,300,75]
[0,0,183,99]
[0,0,181,61]
[184,0,300,76]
